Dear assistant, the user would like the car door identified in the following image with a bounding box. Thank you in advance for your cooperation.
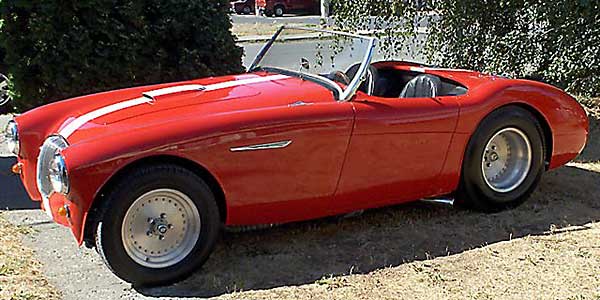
[216,99,356,225]
[333,93,459,212]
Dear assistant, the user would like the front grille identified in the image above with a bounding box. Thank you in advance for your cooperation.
[36,136,68,199]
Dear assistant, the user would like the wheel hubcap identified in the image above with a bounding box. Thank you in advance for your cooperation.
[121,189,201,268]
[481,127,532,193]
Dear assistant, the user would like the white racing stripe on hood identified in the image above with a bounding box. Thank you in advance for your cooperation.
[58,74,289,138]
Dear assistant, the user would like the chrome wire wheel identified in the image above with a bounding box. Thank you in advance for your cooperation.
[121,189,201,269]
[481,127,532,193]
[0,73,11,106]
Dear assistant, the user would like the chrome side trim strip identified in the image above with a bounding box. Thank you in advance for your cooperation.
[230,140,292,152]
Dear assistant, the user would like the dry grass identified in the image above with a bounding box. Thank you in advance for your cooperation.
[232,23,280,37]
[219,220,600,300]
[232,23,316,37]
[0,213,60,300]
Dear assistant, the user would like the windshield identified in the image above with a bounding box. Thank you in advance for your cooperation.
[250,27,376,101]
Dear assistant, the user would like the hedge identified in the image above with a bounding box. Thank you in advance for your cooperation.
[0,0,244,111]
[332,0,600,97]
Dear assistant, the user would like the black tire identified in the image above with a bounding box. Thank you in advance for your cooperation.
[94,164,220,286]
[456,106,545,212]
[242,5,252,14]
[274,5,285,17]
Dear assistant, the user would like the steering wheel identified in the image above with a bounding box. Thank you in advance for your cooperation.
[329,70,351,85]
[345,64,379,95]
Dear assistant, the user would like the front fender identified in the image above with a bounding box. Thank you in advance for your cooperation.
[60,123,229,244]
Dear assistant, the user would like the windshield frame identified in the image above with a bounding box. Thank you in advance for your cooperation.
[249,26,377,102]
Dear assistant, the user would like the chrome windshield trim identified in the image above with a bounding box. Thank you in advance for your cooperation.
[250,26,377,102]
[230,140,292,152]
[340,37,376,101]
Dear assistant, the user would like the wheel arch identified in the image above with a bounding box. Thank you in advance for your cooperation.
[464,102,553,169]
[82,155,227,247]
[274,3,285,12]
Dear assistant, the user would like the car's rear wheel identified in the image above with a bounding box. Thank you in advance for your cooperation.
[242,5,252,14]
[457,106,545,212]
[95,164,220,286]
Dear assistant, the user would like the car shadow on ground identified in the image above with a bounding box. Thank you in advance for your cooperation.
[0,156,37,210]
[139,158,600,297]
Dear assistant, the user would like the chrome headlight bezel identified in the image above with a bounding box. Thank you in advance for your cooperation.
[37,135,70,198]
[49,152,70,195]
[5,120,19,155]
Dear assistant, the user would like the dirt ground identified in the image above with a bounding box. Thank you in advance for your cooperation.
[1,101,599,299]
[0,216,60,300]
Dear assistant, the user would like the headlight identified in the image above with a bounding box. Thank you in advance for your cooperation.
[4,120,19,155]
[37,135,70,198]
[49,153,70,194]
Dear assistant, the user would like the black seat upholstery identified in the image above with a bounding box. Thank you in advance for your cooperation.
[399,74,442,98]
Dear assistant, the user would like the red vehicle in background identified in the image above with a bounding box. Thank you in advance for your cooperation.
[231,0,255,14]
[257,0,319,17]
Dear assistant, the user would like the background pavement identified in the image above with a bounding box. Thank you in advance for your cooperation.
[240,34,427,68]
[0,115,35,210]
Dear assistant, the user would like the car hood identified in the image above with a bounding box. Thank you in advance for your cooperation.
[16,71,334,152]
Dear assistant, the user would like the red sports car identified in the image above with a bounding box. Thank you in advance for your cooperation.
[5,27,588,285]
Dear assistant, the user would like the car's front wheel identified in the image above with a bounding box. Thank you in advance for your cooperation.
[457,106,546,212]
[95,164,220,286]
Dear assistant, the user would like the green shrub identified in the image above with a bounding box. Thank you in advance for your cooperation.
[332,0,600,97]
[0,0,244,111]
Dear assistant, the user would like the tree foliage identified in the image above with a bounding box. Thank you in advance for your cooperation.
[332,0,600,97]
[0,0,244,111]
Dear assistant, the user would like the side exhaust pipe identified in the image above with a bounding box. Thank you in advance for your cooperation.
[420,198,455,206]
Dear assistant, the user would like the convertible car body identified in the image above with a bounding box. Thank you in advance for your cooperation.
[6,27,588,285]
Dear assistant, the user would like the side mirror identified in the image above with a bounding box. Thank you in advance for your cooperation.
[300,58,310,71]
